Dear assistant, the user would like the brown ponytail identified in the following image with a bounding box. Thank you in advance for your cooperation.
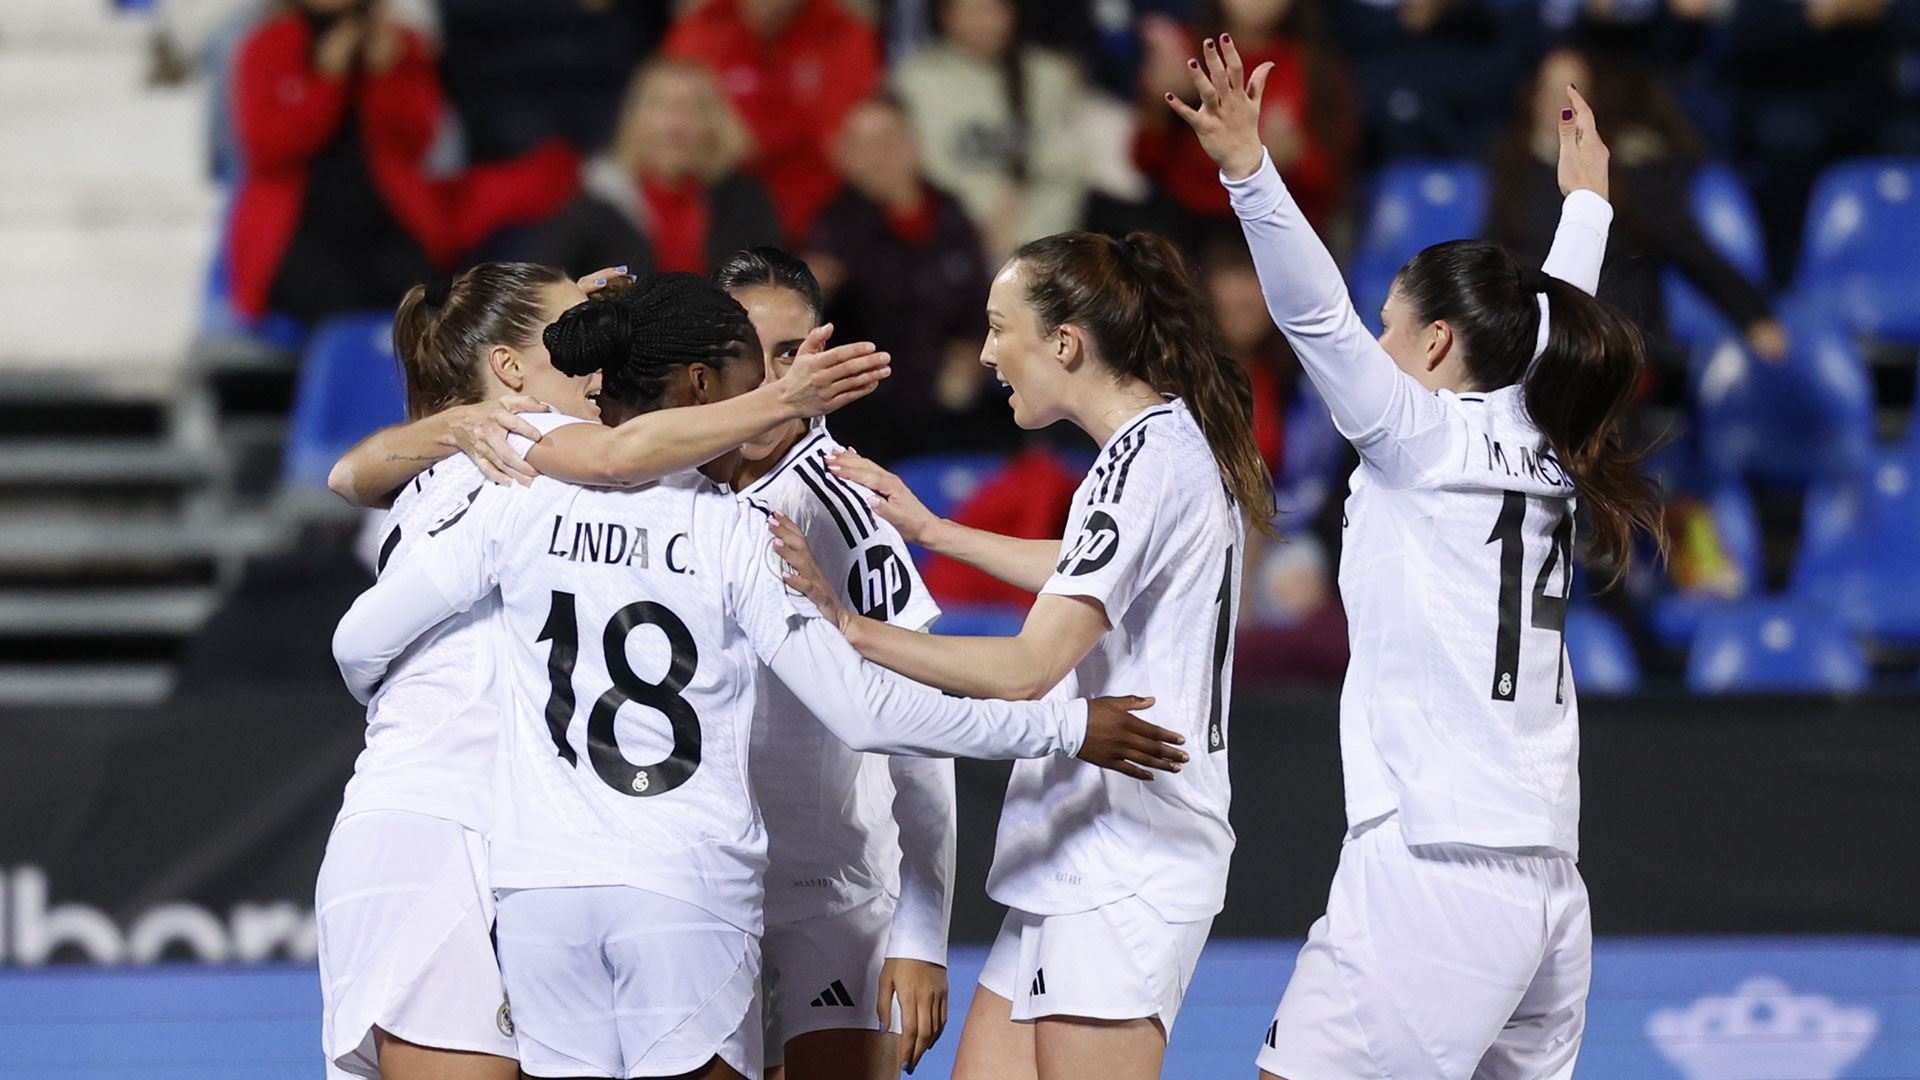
[392,261,573,420]
[1013,231,1278,535]
[1394,240,1664,582]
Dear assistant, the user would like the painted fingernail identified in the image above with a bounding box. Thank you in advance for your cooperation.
[1562,109,1573,121]
[1221,32,1232,43]
[595,278,607,286]
[1188,59,1198,68]
[1165,92,1176,101]
[615,265,628,273]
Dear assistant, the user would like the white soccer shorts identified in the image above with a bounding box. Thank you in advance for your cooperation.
[978,894,1212,1036]
[493,885,762,1079]
[316,811,516,1078]
[760,892,896,1068]
[1257,817,1591,1080]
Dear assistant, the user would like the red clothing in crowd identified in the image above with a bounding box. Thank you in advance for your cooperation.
[228,13,578,319]
[1134,38,1345,229]
[640,178,711,274]
[921,450,1082,607]
[664,0,881,243]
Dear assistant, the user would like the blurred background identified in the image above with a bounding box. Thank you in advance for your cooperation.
[0,0,1915,1076]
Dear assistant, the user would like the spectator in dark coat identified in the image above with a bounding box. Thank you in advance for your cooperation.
[526,58,782,278]
[806,94,1013,458]
[227,0,577,324]
[1484,47,1788,381]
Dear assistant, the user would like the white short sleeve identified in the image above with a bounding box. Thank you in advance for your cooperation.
[1038,455,1163,623]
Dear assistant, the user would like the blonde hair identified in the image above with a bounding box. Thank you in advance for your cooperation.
[611,58,751,185]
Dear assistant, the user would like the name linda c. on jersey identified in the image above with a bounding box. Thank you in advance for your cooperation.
[543,514,694,573]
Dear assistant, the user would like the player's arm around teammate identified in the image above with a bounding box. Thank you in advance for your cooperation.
[327,267,890,506]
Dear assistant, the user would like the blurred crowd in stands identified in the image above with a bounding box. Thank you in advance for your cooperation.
[151,0,1920,688]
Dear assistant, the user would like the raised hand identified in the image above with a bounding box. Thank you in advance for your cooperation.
[446,395,547,486]
[825,449,939,546]
[778,323,892,416]
[1556,85,1610,201]
[769,511,854,633]
[878,957,948,1074]
[1079,696,1188,780]
[1163,35,1274,182]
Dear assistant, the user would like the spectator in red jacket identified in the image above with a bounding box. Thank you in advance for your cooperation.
[1132,0,1356,236]
[228,0,577,324]
[663,0,882,243]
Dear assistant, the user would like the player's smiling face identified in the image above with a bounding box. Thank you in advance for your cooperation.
[516,280,602,421]
[982,260,1069,430]
[733,283,817,462]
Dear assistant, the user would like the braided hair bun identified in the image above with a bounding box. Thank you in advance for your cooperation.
[544,271,759,410]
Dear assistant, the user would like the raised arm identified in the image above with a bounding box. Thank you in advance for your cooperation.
[1172,37,1406,441]
[825,450,1060,593]
[1540,85,1615,297]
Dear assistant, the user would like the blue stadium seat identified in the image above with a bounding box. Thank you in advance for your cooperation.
[931,603,1027,637]
[1663,163,1770,346]
[282,312,407,488]
[1795,159,1920,341]
[887,453,1008,521]
[1686,599,1868,694]
[1689,330,1872,486]
[1564,605,1642,695]
[1350,161,1488,333]
[1791,449,1920,643]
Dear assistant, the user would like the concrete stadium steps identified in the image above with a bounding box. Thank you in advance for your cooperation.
[0,371,290,706]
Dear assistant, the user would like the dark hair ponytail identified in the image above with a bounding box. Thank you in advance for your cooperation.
[392,261,572,420]
[1394,240,1663,581]
[711,246,824,324]
[544,270,759,411]
[1013,231,1277,534]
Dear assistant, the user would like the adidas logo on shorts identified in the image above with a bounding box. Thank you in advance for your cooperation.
[1264,1020,1278,1049]
[1029,968,1047,996]
[809,980,855,1008]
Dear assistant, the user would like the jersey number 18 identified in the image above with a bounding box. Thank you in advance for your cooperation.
[535,591,703,797]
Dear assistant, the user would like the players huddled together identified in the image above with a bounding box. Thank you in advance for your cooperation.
[321,36,1658,1080]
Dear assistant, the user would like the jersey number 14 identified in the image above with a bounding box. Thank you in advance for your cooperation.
[536,591,703,797]
[1486,493,1573,704]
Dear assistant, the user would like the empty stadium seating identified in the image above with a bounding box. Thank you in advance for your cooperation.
[1796,160,1920,342]
[1687,599,1869,693]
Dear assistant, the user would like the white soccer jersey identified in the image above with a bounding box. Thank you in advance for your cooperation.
[1225,150,1614,856]
[333,459,1088,935]
[335,453,503,831]
[986,399,1245,924]
[740,421,956,962]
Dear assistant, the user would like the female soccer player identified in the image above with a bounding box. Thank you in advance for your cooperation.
[715,248,955,1080]
[1170,36,1657,1079]
[331,273,1187,1080]
[775,231,1274,1077]
[315,261,882,1080]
